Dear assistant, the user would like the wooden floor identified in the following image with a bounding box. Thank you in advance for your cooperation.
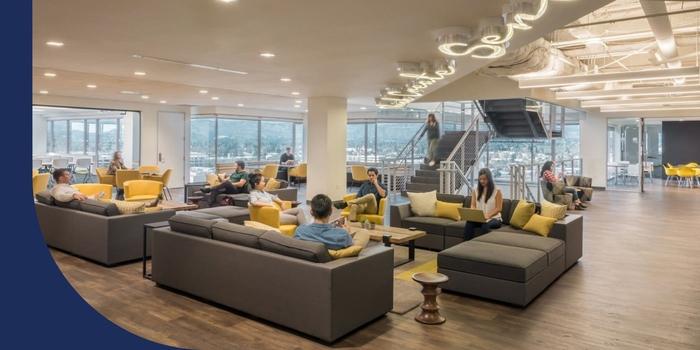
[51,184,700,349]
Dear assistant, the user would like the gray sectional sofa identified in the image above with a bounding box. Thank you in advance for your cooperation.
[196,185,298,208]
[151,214,394,342]
[390,194,583,306]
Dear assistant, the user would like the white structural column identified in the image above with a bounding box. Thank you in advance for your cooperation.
[305,97,348,201]
[580,112,608,188]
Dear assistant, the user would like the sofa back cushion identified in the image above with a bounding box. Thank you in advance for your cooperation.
[80,199,120,216]
[212,221,266,249]
[501,199,514,224]
[259,231,332,263]
[169,214,221,239]
[55,199,81,210]
[35,190,55,206]
[436,193,465,204]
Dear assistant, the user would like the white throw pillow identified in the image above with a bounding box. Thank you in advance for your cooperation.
[407,191,437,217]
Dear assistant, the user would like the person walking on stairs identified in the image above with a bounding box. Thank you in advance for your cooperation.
[420,113,440,167]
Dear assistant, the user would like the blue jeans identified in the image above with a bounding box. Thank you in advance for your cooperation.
[463,219,502,241]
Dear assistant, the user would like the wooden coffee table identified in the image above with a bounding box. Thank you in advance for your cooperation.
[349,223,426,267]
[158,200,198,211]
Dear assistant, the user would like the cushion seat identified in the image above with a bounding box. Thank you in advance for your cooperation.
[444,220,467,238]
[402,216,457,235]
[492,225,524,234]
[438,241,547,283]
[473,231,564,264]
[125,194,159,202]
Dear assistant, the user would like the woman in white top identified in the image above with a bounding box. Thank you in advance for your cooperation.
[248,173,306,225]
[463,168,503,240]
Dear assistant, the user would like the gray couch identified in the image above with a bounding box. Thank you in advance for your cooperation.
[390,194,583,306]
[196,181,298,208]
[151,214,394,342]
[34,191,176,266]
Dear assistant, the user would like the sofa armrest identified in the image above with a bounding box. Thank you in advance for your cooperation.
[269,187,297,202]
[550,214,583,269]
[390,204,410,228]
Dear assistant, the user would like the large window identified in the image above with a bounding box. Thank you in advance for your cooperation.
[217,119,259,163]
[376,122,424,162]
[98,119,118,166]
[51,121,68,154]
[294,122,304,161]
[69,120,85,154]
[347,123,367,162]
[261,121,293,161]
[189,118,216,182]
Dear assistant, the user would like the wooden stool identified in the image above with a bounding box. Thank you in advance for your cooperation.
[412,272,449,325]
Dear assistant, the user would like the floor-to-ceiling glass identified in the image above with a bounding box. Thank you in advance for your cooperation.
[607,118,641,191]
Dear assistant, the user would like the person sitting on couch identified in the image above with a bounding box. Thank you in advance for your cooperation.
[51,168,89,202]
[201,160,249,205]
[541,161,586,210]
[346,167,386,222]
[463,168,503,240]
[248,173,306,226]
[295,194,370,250]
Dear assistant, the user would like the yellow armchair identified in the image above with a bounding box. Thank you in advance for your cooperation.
[248,203,296,236]
[138,165,160,174]
[32,173,50,196]
[123,180,163,202]
[72,184,113,199]
[96,167,115,186]
[340,193,387,225]
[350,165,369,186]
[288,163,307,184]
[261,164,279,179]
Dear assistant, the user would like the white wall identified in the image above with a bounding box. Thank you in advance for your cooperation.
[32,116,48,155]
[580,112,608,188]
[32,94,190,168]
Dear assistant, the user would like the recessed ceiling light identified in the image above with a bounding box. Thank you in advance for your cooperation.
[295,100,303,103]
[134,71,146,76]
[199,89,208,94]
[43,72,56,77]
[280,77,292,82]
[237,103,244,107]
[294,105,301,108]
[160,100,167,104]
[39,90,48,94]
[219,0,237,3]
[46,41,64,47]
[141,95,150,99]
[211,96,219,100]
[260,52,276,58]
[360,107,368,110]
[291,91,300,96]
[120,90,138,95]
[86,84,97,89]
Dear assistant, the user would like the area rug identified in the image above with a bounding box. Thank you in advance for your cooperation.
[391,278,422,315]
[394,259,438,281]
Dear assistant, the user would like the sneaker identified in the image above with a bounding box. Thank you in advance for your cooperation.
[200,187,212,193]
[429,161,435,167]
[334,202,348,210]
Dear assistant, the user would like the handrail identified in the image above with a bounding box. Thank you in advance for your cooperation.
[390,122,427,165]
[443,113,480,163]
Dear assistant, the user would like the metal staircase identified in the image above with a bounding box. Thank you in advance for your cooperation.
[404,131,467,194]
[477,99,551,139]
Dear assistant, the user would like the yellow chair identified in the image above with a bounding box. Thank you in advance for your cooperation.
[138,165,160,174]
[340,193,387,225]
[288,163,307,185]
[96,167,116,186]
[261,164,279,180]
[248,203,296,236]
[350,165,369,187]
[685,162,699,168]
[32,169,39,177]
[32,173,50,196]
[123,180,163,202]
[663,165,679,187]
[144,169,172,200]
[115,169,142,191]
[677,167,696,188]
[72,184,113,199]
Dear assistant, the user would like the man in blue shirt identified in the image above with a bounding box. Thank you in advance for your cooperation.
[294,194,369,251]
[347,167,387,221]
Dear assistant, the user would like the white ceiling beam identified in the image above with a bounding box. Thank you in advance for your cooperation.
[556,84,700,100]
[600,104,700,112]
[581,95,700,108]
[519,66,699,89]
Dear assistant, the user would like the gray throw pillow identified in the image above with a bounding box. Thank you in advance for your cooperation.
[35,190,55,206]
[259,231,332,263]
[55,199,81,210]
[80,199,120,216]
[211,221,266,249]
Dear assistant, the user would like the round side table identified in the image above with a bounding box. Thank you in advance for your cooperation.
[412,272,449,325]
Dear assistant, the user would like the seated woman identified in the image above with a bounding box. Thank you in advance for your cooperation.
[248,173,306,225]
[463,168,503,241]
[540,161,587,210]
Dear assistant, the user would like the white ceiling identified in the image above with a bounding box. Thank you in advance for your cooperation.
[33,0,611,113]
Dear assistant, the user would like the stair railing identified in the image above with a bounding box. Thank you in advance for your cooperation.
[380,122,428,196]
[509,165,537,202]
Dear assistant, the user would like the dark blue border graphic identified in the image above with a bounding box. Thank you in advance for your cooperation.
[3,2,172,348]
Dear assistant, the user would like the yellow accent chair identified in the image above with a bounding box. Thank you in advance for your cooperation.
[340,193,387,225]
[261,164,279,180]
[685,162,699,168]
[144,169,172,200]
[32,173,50,196]
[288,163,307,185]
[138,165,160,174]
[96,167,116,186]
[677,167,697,188]
[350,165,369,188]
[72,184,113,199]
[116,169,142,191]
[248,203,296,236]
[663,164,679,187]
[123,180,163,202]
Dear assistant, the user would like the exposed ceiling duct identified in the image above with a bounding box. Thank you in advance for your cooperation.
[477,38,584,78]
[639,0,682,76]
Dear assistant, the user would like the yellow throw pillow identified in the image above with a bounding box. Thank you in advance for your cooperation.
[540,200,567,220]
[523,214,557,237]
[244,220,282,234]
[407,190,437,217]
[109,199,145,214]
[510,201,535,229]
[328,245,364,259]
[265,178,281,190]
[435,200,462,221]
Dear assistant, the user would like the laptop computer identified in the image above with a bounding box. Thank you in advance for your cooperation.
[458,208,487,223]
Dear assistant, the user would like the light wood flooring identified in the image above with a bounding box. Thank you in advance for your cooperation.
[51,184,700,349]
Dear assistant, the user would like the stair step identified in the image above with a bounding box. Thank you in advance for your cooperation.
[419,163,439,171]
[411,176,440,184]
[415,169,440,177]
[405,182,440,193]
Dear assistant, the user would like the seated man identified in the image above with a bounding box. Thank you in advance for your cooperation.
[347,167,386,222]
[50,168,90,202]
[278,146,295,180]
[294,194,369,251]
[201,160,249,205]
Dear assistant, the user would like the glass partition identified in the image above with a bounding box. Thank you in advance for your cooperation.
[607,118,640,191]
